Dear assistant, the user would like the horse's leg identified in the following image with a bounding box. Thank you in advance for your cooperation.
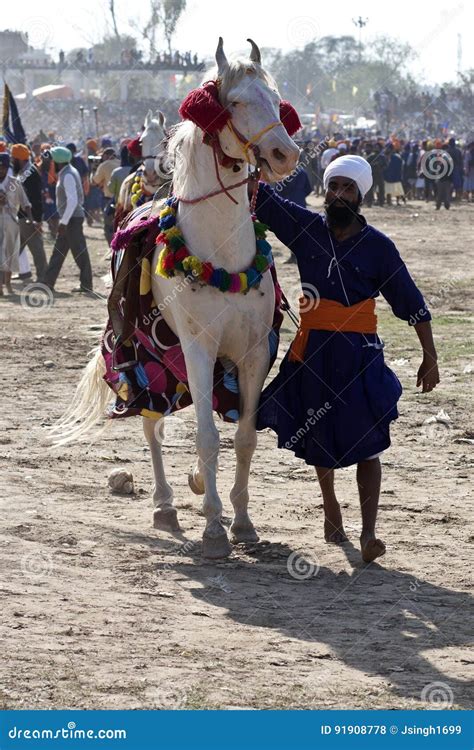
[229,345,270,544]
[142,416,180,531]
[183,341,231,559]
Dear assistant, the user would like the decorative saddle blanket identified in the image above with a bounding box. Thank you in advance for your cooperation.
[101,205,283,423]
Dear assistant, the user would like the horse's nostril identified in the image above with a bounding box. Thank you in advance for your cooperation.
[272,148,287,162]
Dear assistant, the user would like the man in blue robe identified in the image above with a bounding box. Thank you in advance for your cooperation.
[253,155,440,562]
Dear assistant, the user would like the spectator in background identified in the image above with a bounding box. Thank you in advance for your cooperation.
[321,145,339,171]
[275,164,312,208]
[447,137,464,202]
[463,142,474,201]
[365,143,387,207]
[0,152,34,296]
[67,143,89,183]
[11,143,47,282]
[39,146,59,237]
[43,147,93,295]
[384,143,405,205]
[402,142,418,200]
[84,138,102,225]
[91,147,120,245]
[108,143,135,203]
[429,147,453,211]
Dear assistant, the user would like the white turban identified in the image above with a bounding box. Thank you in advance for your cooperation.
[323,155,373,198]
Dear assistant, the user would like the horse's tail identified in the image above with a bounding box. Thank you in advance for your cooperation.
[48,346,113,446]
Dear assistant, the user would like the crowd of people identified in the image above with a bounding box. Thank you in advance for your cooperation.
[285,135,474,213]
[372,84,473,141]
[7,50,205,72]
[0,135,143,296]
[17,99,181,147]
[1,126,473,297]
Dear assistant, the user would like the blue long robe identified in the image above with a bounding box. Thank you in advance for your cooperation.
[254,184,432,468]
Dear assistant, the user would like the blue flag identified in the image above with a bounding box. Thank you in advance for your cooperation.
[2,83,27,144]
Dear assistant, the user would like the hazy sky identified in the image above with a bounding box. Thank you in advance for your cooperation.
[3,0,472,85]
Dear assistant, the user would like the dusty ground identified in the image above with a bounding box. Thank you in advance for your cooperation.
[1,196,473,711]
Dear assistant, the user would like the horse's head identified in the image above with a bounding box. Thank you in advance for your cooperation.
[140,110,169,178]
[214,38,300,182]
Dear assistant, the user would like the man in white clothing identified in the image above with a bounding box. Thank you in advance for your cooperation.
[0,152,34,296]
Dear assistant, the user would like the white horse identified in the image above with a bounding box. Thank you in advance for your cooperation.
[53,39,299,559]
[115,110,169,225]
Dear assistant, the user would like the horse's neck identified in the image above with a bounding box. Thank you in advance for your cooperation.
[175,140,255,274]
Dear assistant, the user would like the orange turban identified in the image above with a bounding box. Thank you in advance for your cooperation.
[0,141,7,153]
[11,143,30,160]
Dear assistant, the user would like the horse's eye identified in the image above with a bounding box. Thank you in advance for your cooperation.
[230,101,240,107]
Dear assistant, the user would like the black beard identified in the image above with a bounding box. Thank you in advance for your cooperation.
[325,200,360,228]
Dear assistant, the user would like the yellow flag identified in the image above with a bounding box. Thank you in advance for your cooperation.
[332,79,337,92]
[352,85,358,96]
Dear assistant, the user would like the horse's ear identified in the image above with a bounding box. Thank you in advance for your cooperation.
[157,110,166,130]
[144,109,153,127]
[216,37,229,77]
[247,38,261,65]
[280,100,302,137]
[179,82,231,135]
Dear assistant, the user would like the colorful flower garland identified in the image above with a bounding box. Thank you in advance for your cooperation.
[155,198,273,293]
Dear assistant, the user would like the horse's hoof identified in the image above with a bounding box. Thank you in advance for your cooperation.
[153,507,180,532]
[230,524,259,544]
[202,532,232,559]
[188,470,205,495]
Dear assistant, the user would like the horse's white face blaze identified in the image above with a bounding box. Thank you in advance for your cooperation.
[220,74,300,181]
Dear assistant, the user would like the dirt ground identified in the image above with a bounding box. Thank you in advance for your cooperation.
[1,195,473,711]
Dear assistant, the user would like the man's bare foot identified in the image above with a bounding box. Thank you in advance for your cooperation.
[360,531,386,562]
[324,515,348,544]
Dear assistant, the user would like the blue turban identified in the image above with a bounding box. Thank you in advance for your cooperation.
[51,146,72,164]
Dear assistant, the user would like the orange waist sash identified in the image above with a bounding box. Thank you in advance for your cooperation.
[289,297,377,363]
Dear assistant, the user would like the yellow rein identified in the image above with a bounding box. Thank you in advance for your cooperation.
[227,120,283,162]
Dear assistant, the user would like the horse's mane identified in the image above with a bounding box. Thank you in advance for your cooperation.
[167,59,279,196]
